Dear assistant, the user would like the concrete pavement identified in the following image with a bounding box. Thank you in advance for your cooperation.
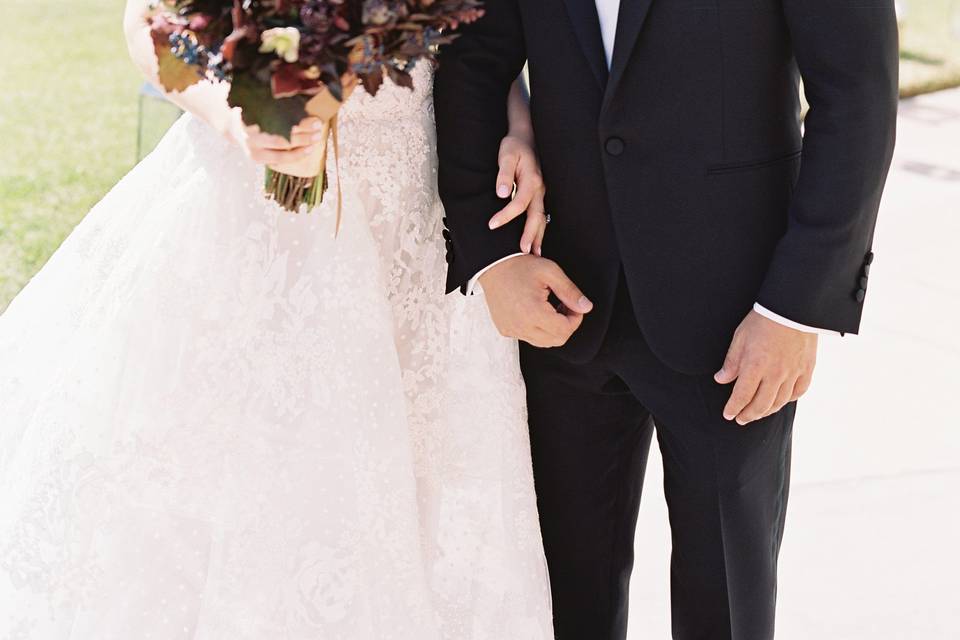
[627,87,960,639]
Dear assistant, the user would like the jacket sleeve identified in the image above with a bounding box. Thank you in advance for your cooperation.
[756,0,899,333]
[433,0,528,294]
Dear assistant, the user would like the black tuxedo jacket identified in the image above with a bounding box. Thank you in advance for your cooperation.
[434,0,898,373]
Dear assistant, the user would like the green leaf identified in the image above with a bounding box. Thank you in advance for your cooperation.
[227,72,309,140]
[151,31,202,93]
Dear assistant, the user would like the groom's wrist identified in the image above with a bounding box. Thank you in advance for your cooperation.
[468,253,526,295]
[752,303,841,337]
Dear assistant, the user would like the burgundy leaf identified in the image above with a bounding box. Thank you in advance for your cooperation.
[361,71,384,96]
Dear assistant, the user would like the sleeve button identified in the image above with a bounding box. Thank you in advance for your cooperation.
[605,137,626,156]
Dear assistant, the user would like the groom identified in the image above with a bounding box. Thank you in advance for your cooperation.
[434,1,898,638]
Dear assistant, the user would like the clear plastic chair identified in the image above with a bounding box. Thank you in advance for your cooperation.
[137,82,183,161]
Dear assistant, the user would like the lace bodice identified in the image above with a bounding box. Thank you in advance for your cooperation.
[339,62,435,122]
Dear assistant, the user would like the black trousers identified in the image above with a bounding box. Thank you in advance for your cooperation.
[520,284,794,640]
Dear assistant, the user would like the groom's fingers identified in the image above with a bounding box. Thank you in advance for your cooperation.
[735,378,779,425]
[790,373,813,402]
[526,315,582,349]
[765,378,796,417]
[539,261,593,314]
[537,302,583,337]
[723,368,761,422]
[526,326,567,349]
[558,309,585,334]
[715,333,744,385]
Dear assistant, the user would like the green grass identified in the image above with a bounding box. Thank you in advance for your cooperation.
[899,0,960,96]
[1,0,959,311]
[0,0,141,311]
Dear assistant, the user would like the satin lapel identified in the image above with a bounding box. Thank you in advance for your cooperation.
[561,0,609,90]
[603,0,655,108]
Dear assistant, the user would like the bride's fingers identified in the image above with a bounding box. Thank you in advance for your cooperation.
[496,149,519,200]
[248,129,322,151]
[288,128,326,148]
[531,187,548,255]
[245,119,326,152]
[248,117,322,137]
[248,144,318,166]
[490,166,544,229]
[533,220,547,256]
[489,179,536,229]
[520,210,545,254]
[292,117,325,134]
[287,119,328,148]
[520,190,547,254]
[245,128,292,150]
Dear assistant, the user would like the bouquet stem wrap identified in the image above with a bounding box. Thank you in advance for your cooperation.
[263,80,355,228]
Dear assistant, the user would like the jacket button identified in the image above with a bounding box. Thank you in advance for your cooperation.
[446,252,454,264]
[605,137,625,156]
[855,289,866,302]
[863,263,871,277]
[864,251,875,266]
[442,229,451,241]
[859,276,869,289]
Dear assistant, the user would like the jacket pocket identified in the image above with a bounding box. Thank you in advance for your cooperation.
[706,149,802,175]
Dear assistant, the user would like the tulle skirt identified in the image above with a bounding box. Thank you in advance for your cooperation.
[0,103,552,639]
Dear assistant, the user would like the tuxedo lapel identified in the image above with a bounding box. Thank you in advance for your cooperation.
[561,0,609,89]
[603,0,655,107]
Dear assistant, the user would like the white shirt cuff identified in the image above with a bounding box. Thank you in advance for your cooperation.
[466,253,526,295]
[753,303,842,336]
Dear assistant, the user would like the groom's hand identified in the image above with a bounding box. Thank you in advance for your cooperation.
[478,254,593,348]
[715,310,818,426]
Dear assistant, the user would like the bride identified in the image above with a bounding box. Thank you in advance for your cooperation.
[0,2,554,638]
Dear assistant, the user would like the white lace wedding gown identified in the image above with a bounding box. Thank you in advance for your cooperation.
[0,66,553,640]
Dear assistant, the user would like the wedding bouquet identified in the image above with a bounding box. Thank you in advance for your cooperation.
[146,0,484,218]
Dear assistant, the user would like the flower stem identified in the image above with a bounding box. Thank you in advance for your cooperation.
[264,168,327,213]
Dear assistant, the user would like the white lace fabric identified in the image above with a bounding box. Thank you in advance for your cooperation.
[0,65,553,640]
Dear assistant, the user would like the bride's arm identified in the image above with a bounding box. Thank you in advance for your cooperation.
[490,77,547,256]
[505,77,535,148]
[123,0,244,142]
[123,0,320,164]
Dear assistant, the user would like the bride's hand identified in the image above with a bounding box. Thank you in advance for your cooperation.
[233,116,328,166]
[488,134,548,256]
